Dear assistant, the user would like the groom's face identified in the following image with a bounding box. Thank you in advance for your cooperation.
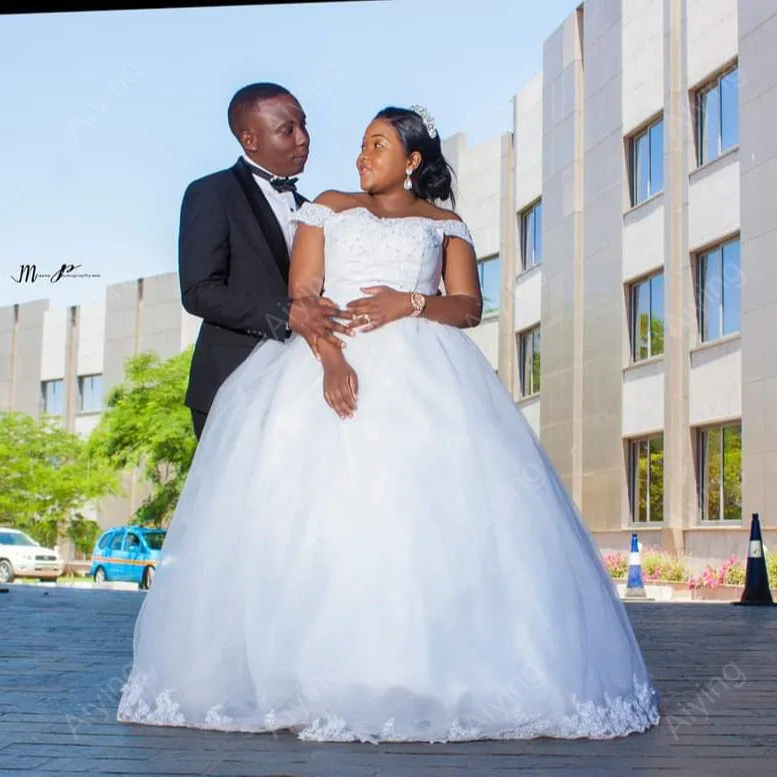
[240,94,310,177]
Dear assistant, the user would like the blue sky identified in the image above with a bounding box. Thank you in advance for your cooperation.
[0,0,579,308]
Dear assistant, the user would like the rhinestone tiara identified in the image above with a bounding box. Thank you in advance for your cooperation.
[409,104,438,139]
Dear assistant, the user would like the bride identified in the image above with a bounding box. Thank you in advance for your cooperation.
[117,104,660,742]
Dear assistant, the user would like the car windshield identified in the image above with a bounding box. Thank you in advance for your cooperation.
[5,532,40,547]
[143,531,166,550]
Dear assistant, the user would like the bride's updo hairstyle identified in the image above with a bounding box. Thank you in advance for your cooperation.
[374,106,456,207]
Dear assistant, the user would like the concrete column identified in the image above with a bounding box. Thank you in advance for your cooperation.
[661,0,692,553]
[739,0,777,541]
[64,306,79,432]
[6,305,19,410]
[571,6,585,508]
[129,279,144,516]
[498,132,516,390]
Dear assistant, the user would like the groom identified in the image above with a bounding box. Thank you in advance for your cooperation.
[178,82,348,440]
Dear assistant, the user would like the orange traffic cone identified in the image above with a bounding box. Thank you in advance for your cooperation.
[733,513,775,607]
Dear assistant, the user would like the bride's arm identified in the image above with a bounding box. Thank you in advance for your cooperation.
[289,207,357,419]
[288,221,325,299]
[422,229,482,329]
[288,216,353,362]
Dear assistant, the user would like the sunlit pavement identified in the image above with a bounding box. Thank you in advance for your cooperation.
[1,586,776,776]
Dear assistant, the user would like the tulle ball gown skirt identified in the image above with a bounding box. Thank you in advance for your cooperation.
[117,318,660,742]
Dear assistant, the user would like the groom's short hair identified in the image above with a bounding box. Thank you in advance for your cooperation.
[228,82,293,138]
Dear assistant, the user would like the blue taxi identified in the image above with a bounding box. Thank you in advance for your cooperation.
[90,526,166,590]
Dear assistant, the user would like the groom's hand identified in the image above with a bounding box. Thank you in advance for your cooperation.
[289,295,352,358]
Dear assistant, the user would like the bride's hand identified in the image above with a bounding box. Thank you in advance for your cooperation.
[344,286,412,333]
[322,355,359,419]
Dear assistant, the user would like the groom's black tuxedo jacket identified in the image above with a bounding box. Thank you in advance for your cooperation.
[178,157,307,414]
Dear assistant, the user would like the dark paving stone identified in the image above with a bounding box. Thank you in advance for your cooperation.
[1,585,777,775]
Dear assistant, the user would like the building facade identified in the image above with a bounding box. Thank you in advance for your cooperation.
[500,0,777,558]
[1,0,775,561]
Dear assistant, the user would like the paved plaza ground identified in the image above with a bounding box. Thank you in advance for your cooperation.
[1,585,777,776]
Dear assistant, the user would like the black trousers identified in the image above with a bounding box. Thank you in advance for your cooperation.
[190,409,208,441]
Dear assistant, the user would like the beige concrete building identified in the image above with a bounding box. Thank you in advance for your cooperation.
[442,132,505,367]
[497,0,776,558]
[1,0,774,562]
[0,277,202,558]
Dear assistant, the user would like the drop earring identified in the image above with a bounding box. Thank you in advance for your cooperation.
[404,167,413,191]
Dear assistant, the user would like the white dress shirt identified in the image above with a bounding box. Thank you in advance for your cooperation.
[243,155,298,255]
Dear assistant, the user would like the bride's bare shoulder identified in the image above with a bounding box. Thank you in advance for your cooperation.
[313,190,366,213]
[425,204,462,222]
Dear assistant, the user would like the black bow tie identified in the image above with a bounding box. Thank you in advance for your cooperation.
[244,160,298,193]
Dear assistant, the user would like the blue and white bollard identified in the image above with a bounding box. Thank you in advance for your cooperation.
[625,532,647,599]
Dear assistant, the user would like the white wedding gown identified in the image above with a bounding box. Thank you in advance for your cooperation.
[117,203,660,742]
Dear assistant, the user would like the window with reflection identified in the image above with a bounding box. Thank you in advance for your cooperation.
[630,272,664,362]
[517,326,541,397]
[478,255,500,317]
[697,238,740,342]
[629,435,664,523]
[630,118,664,205]
[40,379,64,416]
[521,201,542,270]
[77,373,103,414]
[698,424,742,522]
[697,66,739,165]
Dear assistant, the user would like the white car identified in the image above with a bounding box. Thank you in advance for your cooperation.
[0,528,64,584]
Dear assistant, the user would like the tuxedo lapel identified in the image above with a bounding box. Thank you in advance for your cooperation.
[232,158,290,278]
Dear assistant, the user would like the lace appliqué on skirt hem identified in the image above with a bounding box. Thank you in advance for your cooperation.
[116,668,660,743]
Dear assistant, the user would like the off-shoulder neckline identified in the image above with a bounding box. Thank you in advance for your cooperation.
[304,202,465,227]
